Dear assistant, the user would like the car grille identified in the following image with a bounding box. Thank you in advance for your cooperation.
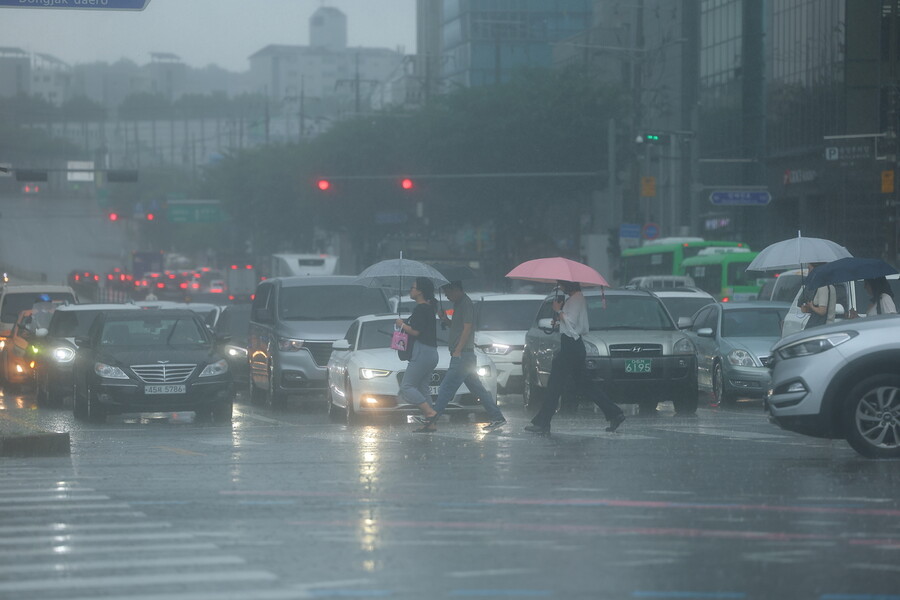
[397,370,446,386]
[130,364,196,383]
[608,343,663,357]
[759,355,774,368]
[305,341,335,367]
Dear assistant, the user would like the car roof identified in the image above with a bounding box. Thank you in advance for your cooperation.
[102,308,200,319]
[470,293,547,301]
[1,284,75,293]
[270,275,362,287]
[56,303,137,312]
[354,313,403,323]
[651,287,715,298]
[582,288,656,298]
[718,301,792,310]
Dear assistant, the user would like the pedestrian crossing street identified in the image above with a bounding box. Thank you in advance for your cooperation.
[0,466,343,600]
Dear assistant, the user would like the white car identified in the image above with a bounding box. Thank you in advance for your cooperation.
[472,293,545,394]
[326,314,497,424]
[650,287,717,326]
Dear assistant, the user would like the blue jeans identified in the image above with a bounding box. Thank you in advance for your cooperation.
[399,342,438,406]
[434,351,503,421]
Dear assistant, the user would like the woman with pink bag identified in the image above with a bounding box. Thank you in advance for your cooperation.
[395,277,439,432]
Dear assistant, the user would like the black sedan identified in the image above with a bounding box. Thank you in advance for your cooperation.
[213,303,250,384]
[72,309,233,422]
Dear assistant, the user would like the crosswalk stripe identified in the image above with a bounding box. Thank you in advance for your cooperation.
[0,494,109,503]
[0,554,246,575]
[0,521,170,535]
[0,531,197,546]
[0,542,219,559]
[0,487,95,495]
[0,569,277,593]
[0,503,131,512]
[63,589,328,600]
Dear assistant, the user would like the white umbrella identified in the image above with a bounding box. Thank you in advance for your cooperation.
[746,232,852,272]
[354,252,450,292]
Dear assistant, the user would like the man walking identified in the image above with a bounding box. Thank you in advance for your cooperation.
[525,280,626,435]
[427,281,506,432]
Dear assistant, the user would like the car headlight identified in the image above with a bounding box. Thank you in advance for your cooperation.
[52,347,77,363]
[359,368,391,379]
[94,362,129,379]
[776,331,856,360]
[0,339,6,351]
[478,343,511,355]
[225,345,248,358]
[200,359,229,377]
[583,339,600,356]
[278,337,305,352]
[476,365,492,378]
[727,349,756,367]
[673,337,695,355]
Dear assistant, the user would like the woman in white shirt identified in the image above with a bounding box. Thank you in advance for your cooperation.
[863,277,897,315]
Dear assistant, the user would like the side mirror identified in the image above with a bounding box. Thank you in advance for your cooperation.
[697,327,714,338]
[332,339,351,351]
[74,336,91,348]
[835,303,845,317]
[677,317,692,329]
[537,318,555,333]
[36,328,48,338]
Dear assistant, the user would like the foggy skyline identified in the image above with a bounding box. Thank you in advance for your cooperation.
[0,0,417,73]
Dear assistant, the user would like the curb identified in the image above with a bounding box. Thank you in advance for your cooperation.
[0,413,71,457]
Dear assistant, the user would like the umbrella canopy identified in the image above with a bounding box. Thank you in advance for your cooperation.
[746,235,852,272]
[805,257,898,290]
[427,262,478,283]
[505,257,610,287]
[355,257,450,291]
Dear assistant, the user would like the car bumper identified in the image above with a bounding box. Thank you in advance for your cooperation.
[274,350,330,394]
[491,359,524,392]
[94,379,232,413]
[583,355,697,403]
[722,364,771,399]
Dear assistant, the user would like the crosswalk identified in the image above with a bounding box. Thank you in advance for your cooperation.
[0,466,321,600]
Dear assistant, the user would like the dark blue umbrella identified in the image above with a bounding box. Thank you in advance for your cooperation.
[805,257,898,290]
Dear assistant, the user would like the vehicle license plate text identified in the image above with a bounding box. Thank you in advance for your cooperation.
[145,384,186,394]
[625,359,652,373]
[429,386,440,396]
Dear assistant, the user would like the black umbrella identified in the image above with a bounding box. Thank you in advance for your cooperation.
[805,257,898,290]
[428,262,478,284]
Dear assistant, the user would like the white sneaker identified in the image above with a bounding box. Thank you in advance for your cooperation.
[482,419,507,432]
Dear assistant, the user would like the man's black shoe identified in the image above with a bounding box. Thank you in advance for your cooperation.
[524,424,550,434]
[605,413,626,433]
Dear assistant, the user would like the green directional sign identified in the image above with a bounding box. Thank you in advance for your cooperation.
[166,200,224,224]
[0,0,152,10]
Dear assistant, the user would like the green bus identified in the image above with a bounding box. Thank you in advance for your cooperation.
[679,248,762,301]
[619,238,748,283]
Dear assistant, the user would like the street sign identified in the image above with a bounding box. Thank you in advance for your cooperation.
[883,170,895,194]
[823,137,877,167]
[709,190,772,206]
[0,0,151,9]
[167,200,224,224]
[641,176,656,197]
[642,222,660,240]
[619,223,641,239]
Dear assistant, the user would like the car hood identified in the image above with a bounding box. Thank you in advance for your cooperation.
[277,320,355,341]
[97,346,220,367]
[474,331,526,347]
[334,347,493,371]
[725,336,780,358]
[581,329,688,356]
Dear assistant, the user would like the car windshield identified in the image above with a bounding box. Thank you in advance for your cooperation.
[659,297,716,322]
[358,319,449,350]
[1,292,75,324]
[475,299,542,331]
[100,316,208,347]
[721,308,788,337]
[587,295,676,331]
[216,305,251,344]
[278,286,388,320]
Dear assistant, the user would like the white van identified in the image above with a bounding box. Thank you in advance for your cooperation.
[270,254,339,278]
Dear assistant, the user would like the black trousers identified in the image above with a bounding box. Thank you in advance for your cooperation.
[531,334,623,428]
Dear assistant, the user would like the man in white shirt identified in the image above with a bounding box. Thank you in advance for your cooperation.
[800,263,836,328]
[525,280,625,434]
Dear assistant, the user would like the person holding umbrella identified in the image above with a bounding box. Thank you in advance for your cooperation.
[524,280,626,435]
[799,262,836,328]
[849,277,897,317]
[396,277,440,432]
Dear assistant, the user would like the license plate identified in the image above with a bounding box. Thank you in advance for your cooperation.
[625,359,651,374]
[429,386,440,396]
[145,384,186,394]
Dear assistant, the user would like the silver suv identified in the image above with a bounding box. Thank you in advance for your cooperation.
[766,314,900,458]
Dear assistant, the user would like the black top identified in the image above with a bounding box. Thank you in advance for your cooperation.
[408,302,437,347]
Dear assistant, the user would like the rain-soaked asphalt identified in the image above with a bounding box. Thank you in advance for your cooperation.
[1,389,898,600]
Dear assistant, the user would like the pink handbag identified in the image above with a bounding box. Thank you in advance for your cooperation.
[390,328,408,351]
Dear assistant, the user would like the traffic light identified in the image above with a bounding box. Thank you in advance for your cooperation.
[316,179,331,191]
[108,212,120,222]
[400,178,415,190]
[638,132,670,145]
[145,213,155,221]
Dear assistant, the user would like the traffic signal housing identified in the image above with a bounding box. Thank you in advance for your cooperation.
[638,132,670,145]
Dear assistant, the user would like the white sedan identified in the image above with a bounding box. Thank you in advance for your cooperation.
[326,314,497,424]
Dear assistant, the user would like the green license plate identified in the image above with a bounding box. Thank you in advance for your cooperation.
[625,359,652,373]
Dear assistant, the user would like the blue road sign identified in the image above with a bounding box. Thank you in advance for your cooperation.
[709,190,772,206]
[641,222,660,240]
[619,223,641,239]
[0,0,150,9]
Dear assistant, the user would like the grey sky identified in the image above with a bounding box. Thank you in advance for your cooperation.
[0,0,417,72]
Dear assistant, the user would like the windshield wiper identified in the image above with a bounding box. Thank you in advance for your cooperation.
[165,319,180,345]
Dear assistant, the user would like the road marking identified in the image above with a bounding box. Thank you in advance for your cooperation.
[849,563,900,573]
[0,494,110,503]
[0,542,219,559]
[0,554,246,575]
[0,521,169,535]
[448,591,553,597]
[449,569,530,578]
[0,486,95,494]
[155,445,206,456]
[0,531,198,546]
[0,569,277,593]
[633,593,746,599]
[0,502,132,512]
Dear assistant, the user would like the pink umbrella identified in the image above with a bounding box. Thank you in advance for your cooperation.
[505,257,610,287]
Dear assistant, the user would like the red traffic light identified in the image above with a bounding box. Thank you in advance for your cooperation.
[317,179,331,191]
[108,212,120,222]
[400,178,414,190]
[146,213,155,221]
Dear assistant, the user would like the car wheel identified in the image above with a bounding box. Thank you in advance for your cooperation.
[712,362,734,406]
[267,362,287,410]
[86,387,107,424]
[327,387,344,423]
[844,374,900,459]
[345,383,361,426]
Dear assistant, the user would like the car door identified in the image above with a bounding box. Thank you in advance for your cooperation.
[248,282,274,387]
[329,320,358,409]
[688,305,719,389]
[524,297,560,386]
